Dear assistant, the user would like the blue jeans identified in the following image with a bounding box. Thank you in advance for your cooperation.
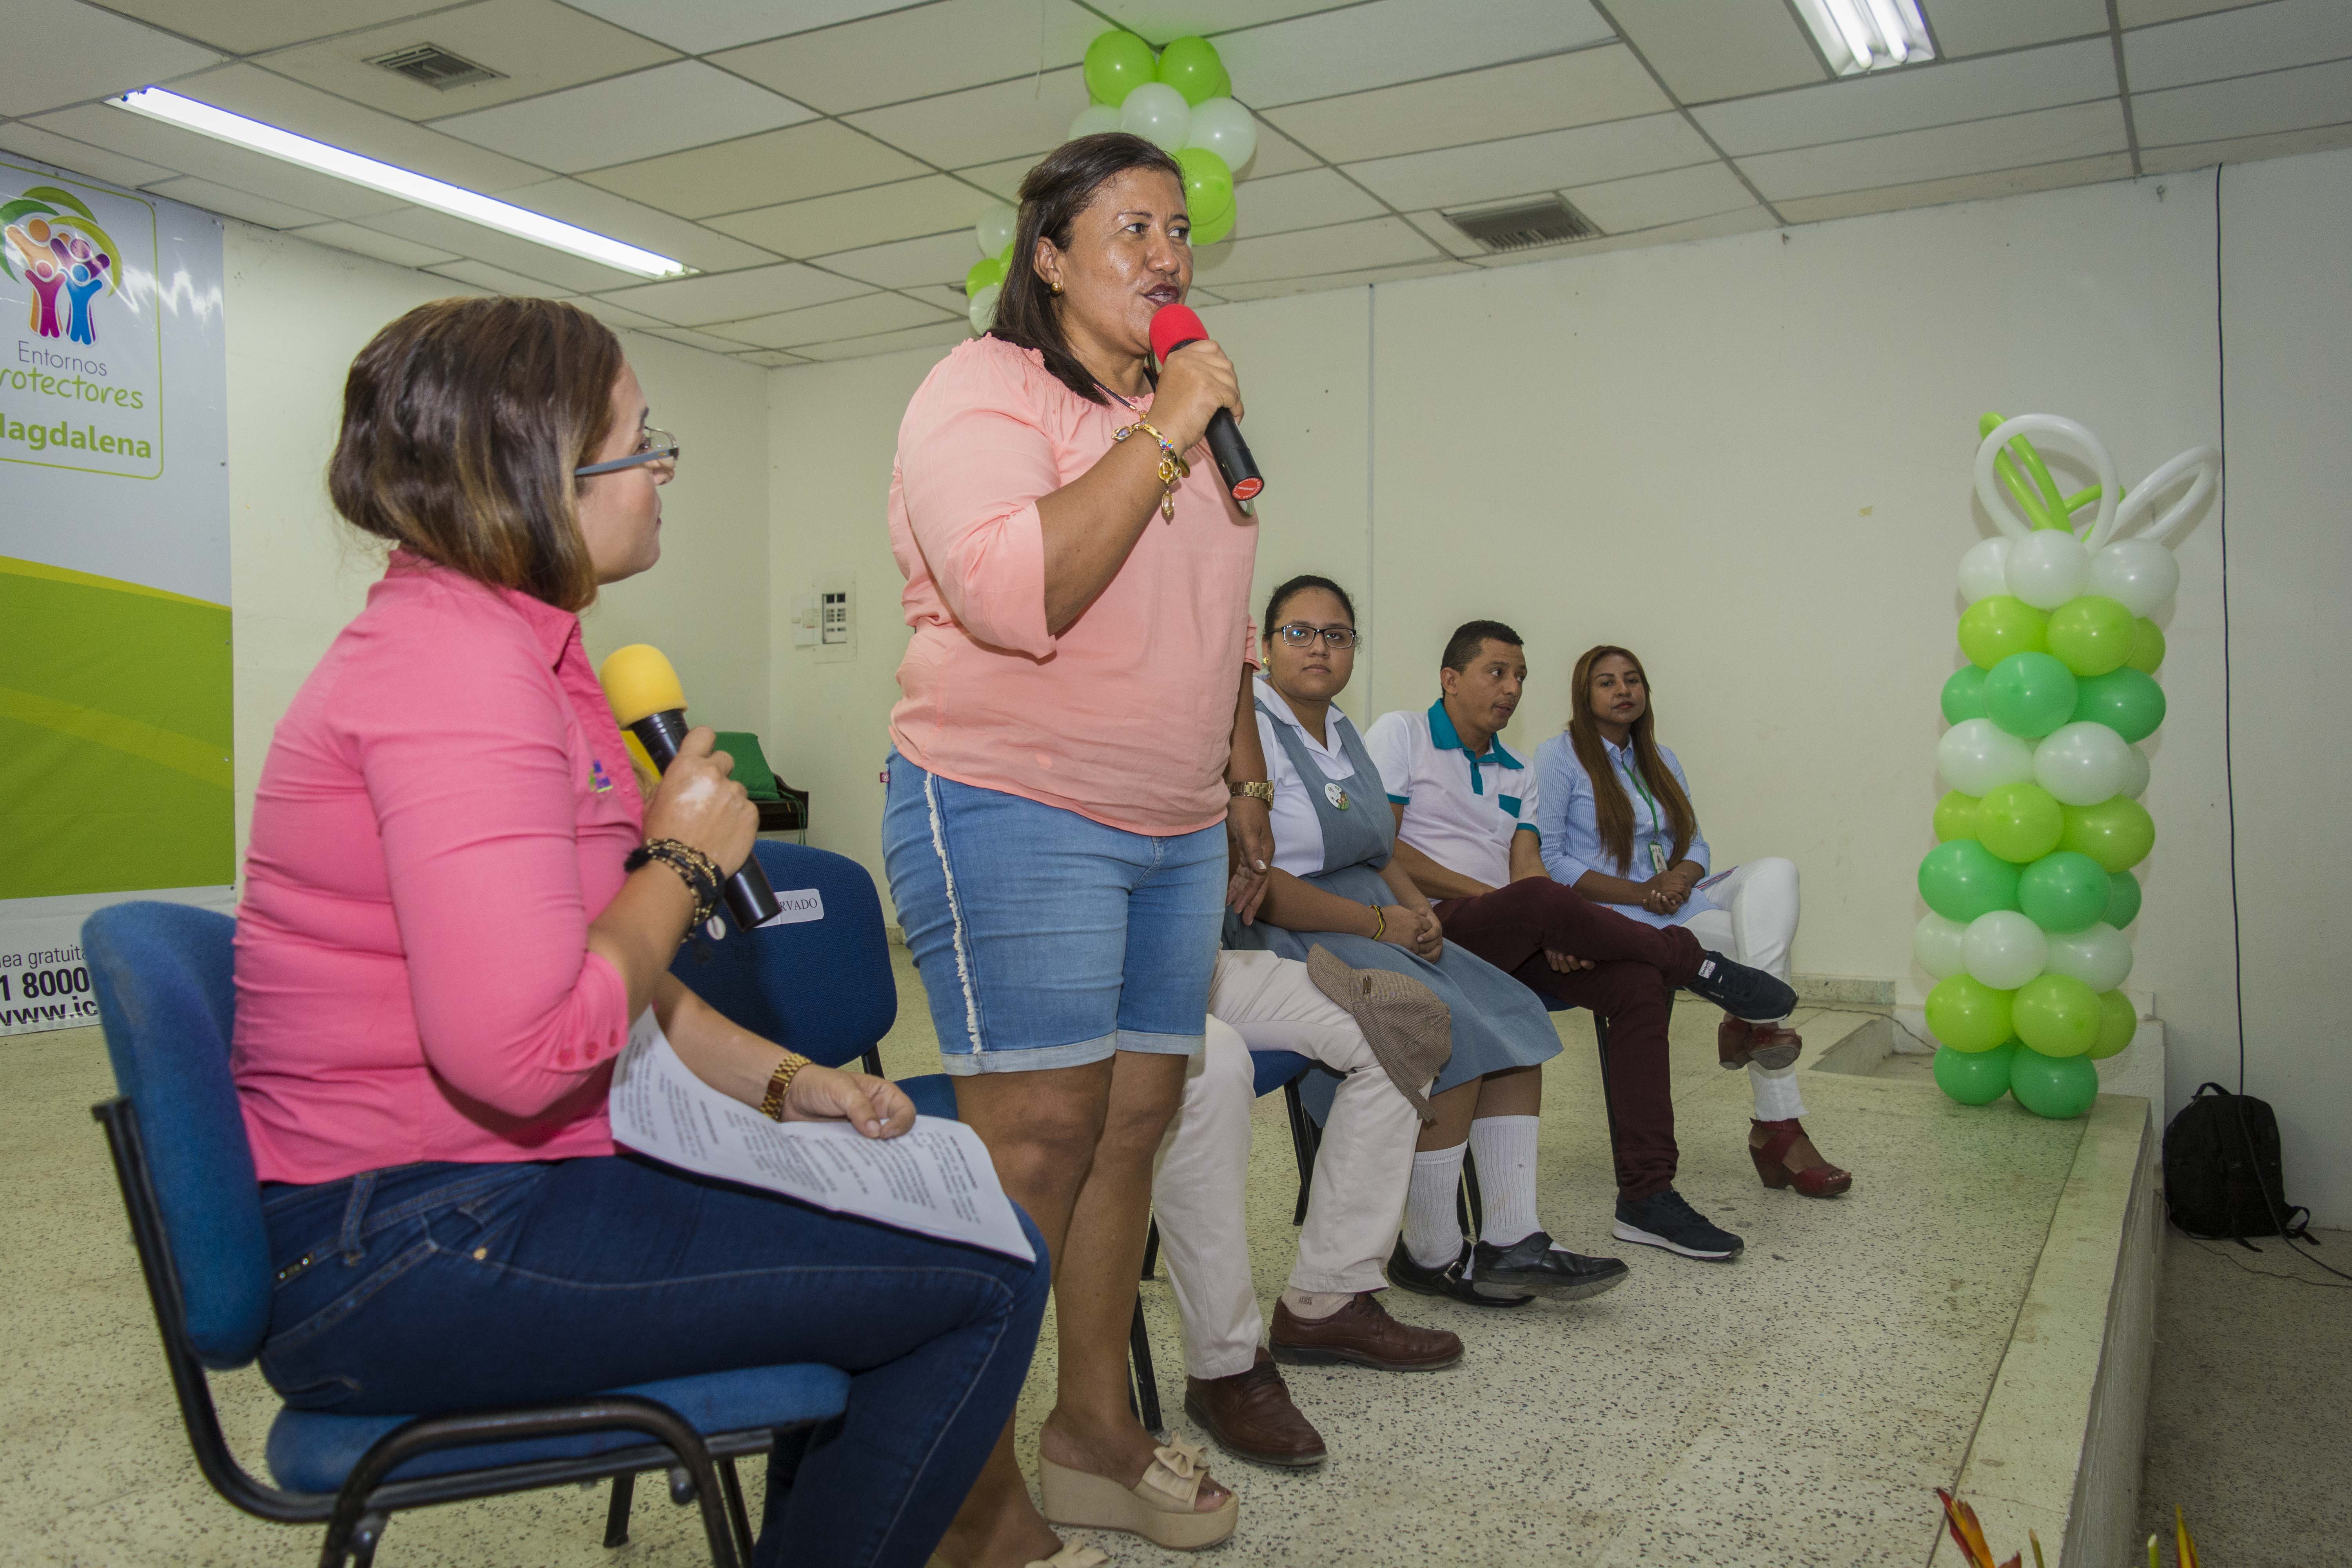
[880,751,1226,1075]
[258,1156,1049,1568]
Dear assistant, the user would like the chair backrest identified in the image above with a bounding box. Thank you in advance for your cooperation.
[670,842,897,1070]
[84,902,272,1370]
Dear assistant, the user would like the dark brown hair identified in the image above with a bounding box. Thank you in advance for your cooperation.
[1566,645,1699,876]
[991,132,1184,403]
[1262,573,1356,639]
[329,296,624,612]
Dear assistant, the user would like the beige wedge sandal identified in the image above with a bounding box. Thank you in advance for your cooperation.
[926,1546,1109,1568]
[1038,1440,1238,1550]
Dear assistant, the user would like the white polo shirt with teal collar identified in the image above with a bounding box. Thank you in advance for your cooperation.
[1363,700,1539,889]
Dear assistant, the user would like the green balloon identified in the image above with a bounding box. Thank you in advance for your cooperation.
[2103,869,2142,928]
[1189,198,1236,246]
[1155,35,1229,105]
[2125,617,2166,674]
[1957,595,2049,670]
[2013,973,2102,1056]
[1933,789,1980,843]
[1941,666,1989,723]
[1918,838,2022,922]
[964,256,1006,296]
[1935,1040,2017,1105]
[1983,652,2078,738]
[2045,594,2136,677]
[2061,796,2155,873]
[1174,146,1234,230]
[2018,851,2110,932]
[2087,990,2138,1059]
[1083,30,1158,106]
[2073,667,2166,744]
[2010,1045,2100,1118]
[1976,781,2064,863]
[1927,975,2015,1052]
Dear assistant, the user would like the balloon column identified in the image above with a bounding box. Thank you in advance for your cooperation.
[964,30,1257,334]
[1920,413,2219,1118]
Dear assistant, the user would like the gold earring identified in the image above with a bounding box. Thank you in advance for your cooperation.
[1049,280,1063,296]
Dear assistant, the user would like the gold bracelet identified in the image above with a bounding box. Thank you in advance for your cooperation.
[759,1051,812,1122]
[1229,780,1274,804]
[1370,906,1386,942]
[1114,420,1190,520]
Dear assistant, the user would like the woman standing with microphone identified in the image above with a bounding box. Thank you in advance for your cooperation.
[881,133,1266,1564]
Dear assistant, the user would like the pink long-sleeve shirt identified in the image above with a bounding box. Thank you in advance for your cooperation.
[888,336,1259,836]
[233,551,641,1184]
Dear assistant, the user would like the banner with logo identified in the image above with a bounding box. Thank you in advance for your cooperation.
[0,160,231,1035]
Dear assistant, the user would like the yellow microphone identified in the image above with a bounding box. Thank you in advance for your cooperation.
[598,644,780,928]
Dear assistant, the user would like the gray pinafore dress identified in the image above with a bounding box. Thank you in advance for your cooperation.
[1225,698,1562,1123]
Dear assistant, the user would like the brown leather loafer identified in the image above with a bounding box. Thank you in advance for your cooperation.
[1183,1348,1326,1468]
[1269,1291,1464,1372]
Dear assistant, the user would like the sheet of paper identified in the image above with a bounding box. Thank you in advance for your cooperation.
[609,1011,1034,1263]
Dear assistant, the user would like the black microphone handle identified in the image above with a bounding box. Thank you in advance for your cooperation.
[1203,408,1261,501]
[627,711,782,930]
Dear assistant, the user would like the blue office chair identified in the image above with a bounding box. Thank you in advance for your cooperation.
[84,902,851,1568]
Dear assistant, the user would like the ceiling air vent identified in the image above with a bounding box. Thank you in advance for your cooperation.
[368,44,506,90]
[1442,196,1601,254]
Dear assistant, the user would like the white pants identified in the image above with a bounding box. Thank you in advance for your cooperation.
[1682,856,1806,1122]
[1151,950,1425,1380]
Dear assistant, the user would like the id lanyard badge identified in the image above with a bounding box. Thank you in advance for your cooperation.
[1627,753,1666,874]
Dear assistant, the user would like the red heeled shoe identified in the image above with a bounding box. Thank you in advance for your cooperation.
[1718,1016,1803,1071]
[1749,1118,1851,1198]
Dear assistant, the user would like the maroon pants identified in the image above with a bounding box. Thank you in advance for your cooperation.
[1434,878,1707,1201]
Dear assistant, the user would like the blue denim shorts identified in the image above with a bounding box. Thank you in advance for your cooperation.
[880,752,1225,1075]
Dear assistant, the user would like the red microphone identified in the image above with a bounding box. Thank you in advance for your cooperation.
[1149,303,1263,504]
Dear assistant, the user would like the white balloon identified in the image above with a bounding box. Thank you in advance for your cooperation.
[2086,538,2180,617]
[1958,537,2013,604]
[1915,913,1969,980]
[2033,720,2132,806]
[2004,528,2090,610]
[2118,742,2150,799]
[1118,82,1191,153]
[1184,96,1258,171]
[1068,103,1121,141]
[1938,719,2037,797]
[966,281,1000,335]
[2043,922,2133,993]
[1964,910,2048,991]
[973,203,1016,259]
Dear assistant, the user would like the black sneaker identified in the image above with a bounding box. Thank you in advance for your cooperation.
[1612,1189,1743,1261]
[1468,1231,1631,1301]
[1387,1237,1534,1307]
[1681,951,1798,1022]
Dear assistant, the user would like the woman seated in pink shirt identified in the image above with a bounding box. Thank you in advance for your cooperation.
[233,297,1049,1568]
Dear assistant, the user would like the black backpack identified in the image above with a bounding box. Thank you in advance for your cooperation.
[2163,1082,2310,1242]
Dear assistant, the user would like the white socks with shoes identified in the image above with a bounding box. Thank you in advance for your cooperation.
[1468,1115,1543,1248]
[1401,1144,1467,1268]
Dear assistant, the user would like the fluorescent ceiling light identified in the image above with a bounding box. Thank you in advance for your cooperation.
[1792,0,1936,76]
[111,87,691,279]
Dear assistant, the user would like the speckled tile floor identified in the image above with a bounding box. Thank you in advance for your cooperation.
[2,954,2105,1567]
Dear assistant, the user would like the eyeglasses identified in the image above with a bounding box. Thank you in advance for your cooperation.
[1275,623,1359,650]
[575,428,679,478]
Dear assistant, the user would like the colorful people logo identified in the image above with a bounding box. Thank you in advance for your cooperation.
[4,186,122,346]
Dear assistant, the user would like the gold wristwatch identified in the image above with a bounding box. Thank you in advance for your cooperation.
[759,1052,811,1121]
[1229,781,1274,805]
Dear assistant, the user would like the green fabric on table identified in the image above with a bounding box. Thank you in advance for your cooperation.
[712,731,782,800]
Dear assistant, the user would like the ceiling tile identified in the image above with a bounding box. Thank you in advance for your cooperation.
[1737,98,2127,200]
[846,65,1088,169]
[718,291,958,348]
[1221,168,1385,237]
[1922,0,2109,56]
[1501,203,1776,261]
[255,0,682,120]
[1189,214,1440,287]
[94,1,435,55]
[953,155,1046,201]
[642,325,759,353]
[2131,56,2352,145]
[1085,0,1342,44]
[1564,160,1755,230]
[708,175,998,258]
[1263,46,1670,164]
[141,175,327,229]
[422,260,526,293]
[558,0,915,53]
[1343,112,1714,211]
[163,63,549,192]
[560,295,677,332]
[1207,256,1470,300]
[286,220,462,268]
[1227,117,1323,180]
[1771,149,2132,222]
[739,349,810,367]
[2116,0,2269,25]
[1400,209,1488,259]
[582,122,929,219]
[0,122,176,187]
[1602,0,1826,105]
[2136,117,2352,171]
[493,178,781,273]
[2125,0,2352,92]
[809,229,980,288]
[904,282,974,313]
[28,103,407,219]
[596,261,873,325]
[1695,39,2118,154]
[346,206,648,291]
[0,0,223,117]
[433,62,816,173]
[791,319,971,361]
[714,0,1101,115]
[1217,0,1615,109]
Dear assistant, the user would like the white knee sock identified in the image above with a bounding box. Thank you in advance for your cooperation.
[1402,1144,1468,1269]
[1468,1115,1543,1248]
